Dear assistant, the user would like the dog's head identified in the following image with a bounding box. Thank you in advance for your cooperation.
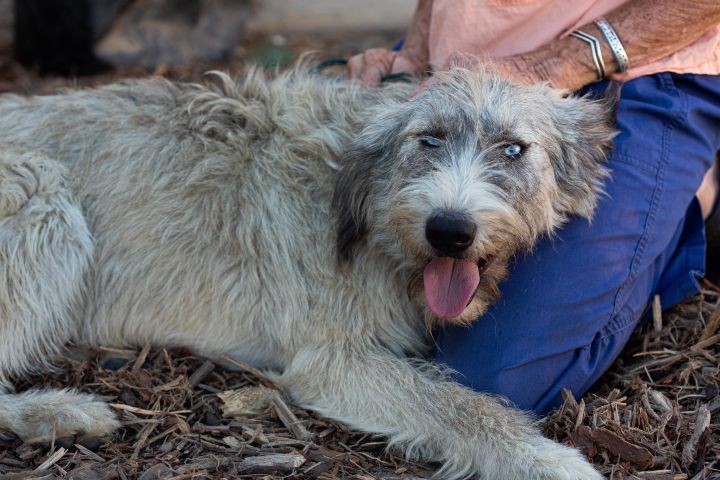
[333,68,617,325]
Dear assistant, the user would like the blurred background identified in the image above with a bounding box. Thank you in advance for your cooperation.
[0,0,413,94]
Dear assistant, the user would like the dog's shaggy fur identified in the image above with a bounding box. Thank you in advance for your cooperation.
[0,65,615,479]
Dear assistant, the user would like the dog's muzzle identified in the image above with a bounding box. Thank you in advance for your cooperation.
[423,213,485,320]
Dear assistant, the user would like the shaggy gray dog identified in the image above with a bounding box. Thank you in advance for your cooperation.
[0,65,614,479]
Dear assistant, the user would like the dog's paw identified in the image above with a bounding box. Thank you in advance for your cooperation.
[434,434,601,480]
[527,438,603,480]
[1,389,120,445]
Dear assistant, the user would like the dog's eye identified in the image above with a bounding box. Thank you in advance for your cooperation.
[419,136,442,148]
[502,143,524,159]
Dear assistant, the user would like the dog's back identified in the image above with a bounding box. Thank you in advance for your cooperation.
[0,69,420,367]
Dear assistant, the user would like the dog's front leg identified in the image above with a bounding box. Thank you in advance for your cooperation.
[0,146,119,444]
[276,345,600,480]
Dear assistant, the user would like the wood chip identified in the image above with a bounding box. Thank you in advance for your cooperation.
[690,334,720,351]
[0,474,54,480]
[218,386,276,416]
[222,436,243,449]
[271,394,314,441]
[692,427,710,476]
[188,360,215,387]
[588,427,654,468]
[218,354,275,386]
[132,341,152,374]
[569,426,597,458]
[681,404,711,468]
[647,389,673,414]
[34,447,67,472]
[110,403,161,416]
[574,398,585,429]
[238,453,306,473]
[131,422,158,463]
[218,386,313,441]
[635,471,675,480]
[700,299,720,340]
[653,294,663,332]
[708,396,720,415]
[560,388,578,411]
[137,463,175,480]
[74,444,105,463]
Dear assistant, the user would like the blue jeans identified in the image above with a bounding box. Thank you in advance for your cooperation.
[436,73,720,414]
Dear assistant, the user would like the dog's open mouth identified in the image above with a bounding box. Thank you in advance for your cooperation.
[423,256,492,320]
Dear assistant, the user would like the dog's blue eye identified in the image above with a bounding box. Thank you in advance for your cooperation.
[503,143,524,159]
[419,136,442,148]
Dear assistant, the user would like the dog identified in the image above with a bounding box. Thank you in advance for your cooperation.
[0,64,615,479]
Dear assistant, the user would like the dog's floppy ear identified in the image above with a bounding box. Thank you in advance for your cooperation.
[333,146,374,264]
[332,107,407,263]
[551,82,619,219]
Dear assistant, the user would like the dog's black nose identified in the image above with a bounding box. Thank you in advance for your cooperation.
[425,213,477,256]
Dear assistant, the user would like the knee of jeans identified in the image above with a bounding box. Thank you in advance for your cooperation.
[444,321,638,415]
[440,342,575,412]
[469,348,587,413]
[540,323,638,414]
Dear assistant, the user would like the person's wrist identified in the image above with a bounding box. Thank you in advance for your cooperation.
[525,39,604,91]
[563,23,625,85]
[502,50,571,88]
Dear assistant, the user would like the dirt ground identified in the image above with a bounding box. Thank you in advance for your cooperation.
[0,24,718,480]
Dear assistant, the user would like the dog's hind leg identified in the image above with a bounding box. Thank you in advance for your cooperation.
[0,146,118,443]
[276,345,601,480]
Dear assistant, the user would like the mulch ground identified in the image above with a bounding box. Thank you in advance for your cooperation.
[544,282,720,480]
[0,30,718,480]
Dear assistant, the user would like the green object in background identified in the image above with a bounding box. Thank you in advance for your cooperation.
[253,42,293,68]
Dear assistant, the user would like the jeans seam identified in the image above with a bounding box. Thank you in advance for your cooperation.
[607,123,670,327]
[664,73,690,128]
[607,73,690,332]
[597,310,638,343]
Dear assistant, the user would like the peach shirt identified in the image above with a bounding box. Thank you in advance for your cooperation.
[429,0,720,81]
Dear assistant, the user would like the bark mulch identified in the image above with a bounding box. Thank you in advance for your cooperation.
[1,346,435,479]
[544,282,720,480]
[1,285,717,479]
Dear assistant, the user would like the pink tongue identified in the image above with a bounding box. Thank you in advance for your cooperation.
[423,257,480,319]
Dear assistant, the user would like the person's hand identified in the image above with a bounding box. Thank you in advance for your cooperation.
[347,48,427,86]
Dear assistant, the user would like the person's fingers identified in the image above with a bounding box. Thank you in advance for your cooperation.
[361,49,397,85]
[346,53,366,78]
[390,54,425,76]
[347,52,381,85]
[347,48,397,86]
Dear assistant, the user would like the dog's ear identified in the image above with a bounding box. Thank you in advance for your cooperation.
[333,146,374,264]
[551,83,619,220]
[333,107,407,263]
